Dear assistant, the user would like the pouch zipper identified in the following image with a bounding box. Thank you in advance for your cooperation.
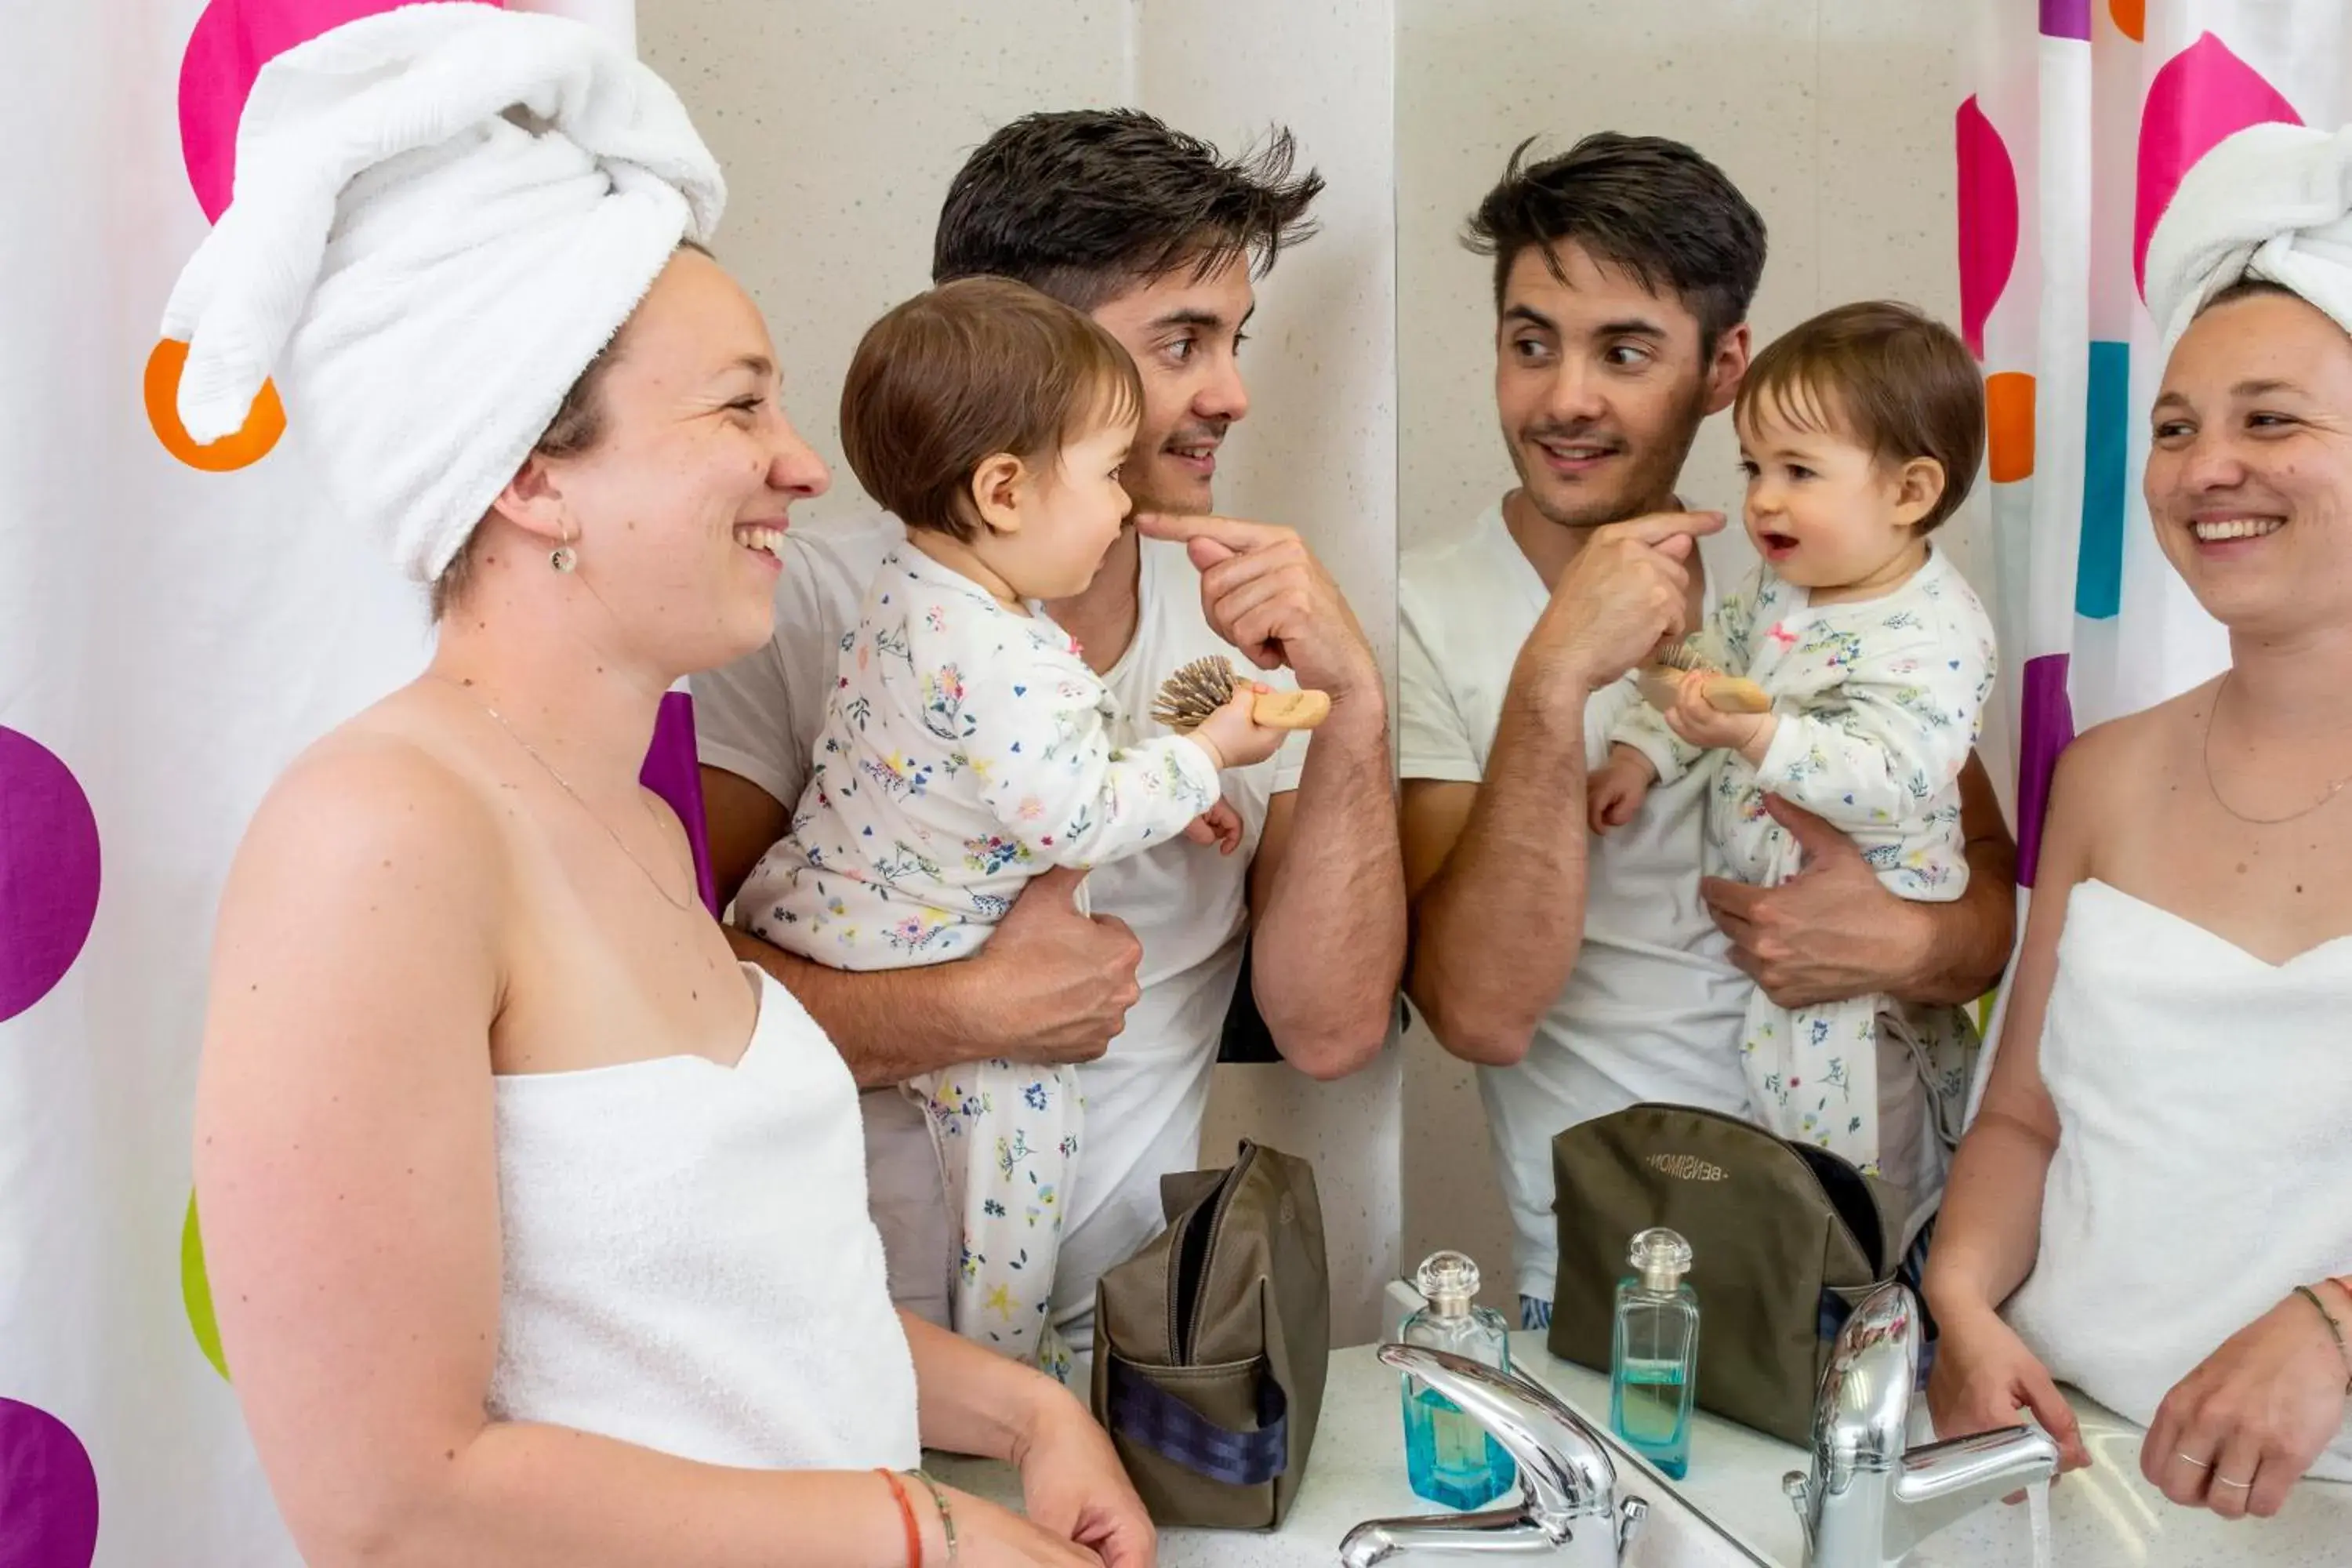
[1170,1140,1261,1366]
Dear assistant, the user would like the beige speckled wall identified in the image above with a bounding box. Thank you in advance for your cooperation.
[1152,0,1404,1352]
[1395,0,1977,1308]
[641,1,1404,1346]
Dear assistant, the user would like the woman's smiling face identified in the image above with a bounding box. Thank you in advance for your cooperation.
[2147,286,2352,641]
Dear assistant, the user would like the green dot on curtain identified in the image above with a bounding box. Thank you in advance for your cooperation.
[182,1191,229,1381]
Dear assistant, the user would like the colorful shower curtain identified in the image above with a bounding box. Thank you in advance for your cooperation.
[0,5,643,1566]
[1962,0,2352,883]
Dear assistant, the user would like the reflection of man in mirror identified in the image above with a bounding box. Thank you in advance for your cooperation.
[693,111,1404,1382]
[1397,132,2017,1329]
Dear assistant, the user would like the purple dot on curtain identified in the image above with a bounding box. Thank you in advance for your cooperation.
[2039,0,2092,40]
[0,728,103,1023]
[0,1399,100,1568]
[639,690,717,916]
[2016,655,2077,887]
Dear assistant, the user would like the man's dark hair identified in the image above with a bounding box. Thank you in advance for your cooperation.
[1463,132,1767,354]
[933,109,1323,311]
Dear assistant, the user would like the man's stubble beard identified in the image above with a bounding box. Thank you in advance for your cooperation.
[1510,383,1713,532]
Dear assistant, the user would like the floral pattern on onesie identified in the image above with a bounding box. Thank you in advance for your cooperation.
[1610,550,1995,1173]
[741,546,1222,1370]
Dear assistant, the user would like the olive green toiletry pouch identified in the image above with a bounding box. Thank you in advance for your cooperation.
[1547,1103,1900,1445]
[1091,1140,1328,1529]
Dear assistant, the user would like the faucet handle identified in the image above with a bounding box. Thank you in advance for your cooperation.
[1377,1343,1618,1529]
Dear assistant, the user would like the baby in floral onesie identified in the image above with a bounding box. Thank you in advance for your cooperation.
[736,278,1279,1374]
[1589,302,1997,1221]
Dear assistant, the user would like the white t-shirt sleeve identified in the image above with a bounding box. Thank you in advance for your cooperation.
[1270,724,1309,796]
[1397,589,1481,784]
[690,524,875,810]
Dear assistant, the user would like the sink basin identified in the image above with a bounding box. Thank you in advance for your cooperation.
[1618,1479,1771,1568]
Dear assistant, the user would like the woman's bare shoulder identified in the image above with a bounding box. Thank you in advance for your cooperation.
[223,696,509,929]
[2041,679,2214,866]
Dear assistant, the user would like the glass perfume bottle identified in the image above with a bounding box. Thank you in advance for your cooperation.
[1398,1250,1516,1510]
[1610,1226,1700,1479]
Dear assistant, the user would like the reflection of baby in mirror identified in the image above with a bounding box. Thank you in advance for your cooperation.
[735,278,1283,1374]
[1590,302,1997,1209]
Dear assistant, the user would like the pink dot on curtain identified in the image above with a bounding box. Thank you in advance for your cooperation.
[2132,31,2303,299]
[1956,97,2020,359]
[178,0,506,222]
[0,1399,100,1568]
[0,728,101,1024]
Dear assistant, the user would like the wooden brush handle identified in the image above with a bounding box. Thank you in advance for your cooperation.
[1635,666,1772,715]
[1251,689,1331,730]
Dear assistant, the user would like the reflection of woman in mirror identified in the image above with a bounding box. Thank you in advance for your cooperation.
[1925,123,2352,1520]
[186,12,1150,1565]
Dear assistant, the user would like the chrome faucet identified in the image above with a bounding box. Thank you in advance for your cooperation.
[1783,1284,2060,1568]
[1339,1345,1648,1568]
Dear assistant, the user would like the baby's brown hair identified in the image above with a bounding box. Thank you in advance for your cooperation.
[840,276,1143,542]
[1736,301,1984,533]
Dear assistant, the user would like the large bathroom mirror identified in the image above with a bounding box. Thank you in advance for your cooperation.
[1396,6,1973,1565]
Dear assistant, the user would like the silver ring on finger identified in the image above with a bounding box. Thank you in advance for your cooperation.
[2213,1475,2254,1490]
[2174,1452,2214,1470]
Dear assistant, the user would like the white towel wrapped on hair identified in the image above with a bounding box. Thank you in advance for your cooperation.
[160,2,725,583]
[2144,120,2352,364]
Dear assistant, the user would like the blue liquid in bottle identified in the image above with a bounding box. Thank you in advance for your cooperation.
[1609,1227,1700,1480]
[1398,1250,1517,1510]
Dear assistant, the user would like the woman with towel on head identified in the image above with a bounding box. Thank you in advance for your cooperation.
[184,9,1149,1566]
[1923,121,2352,1522]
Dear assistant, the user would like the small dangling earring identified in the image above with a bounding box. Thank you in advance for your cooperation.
[550,524,578,574]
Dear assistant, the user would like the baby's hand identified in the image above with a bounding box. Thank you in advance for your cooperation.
[1589,744,1659,834]
[1189,683,1287,771]
[1184,797,1245,855]
[1662,668,1776,760]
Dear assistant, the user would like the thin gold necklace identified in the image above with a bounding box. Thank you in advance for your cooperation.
[432,674,699,913]
[2201,671,2352,826]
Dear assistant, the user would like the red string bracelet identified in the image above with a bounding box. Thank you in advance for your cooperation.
[876,1467,923,1568]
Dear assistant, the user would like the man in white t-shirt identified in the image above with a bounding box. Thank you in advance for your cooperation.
[1400,133,2020,1326]
[695,111,1404,1373]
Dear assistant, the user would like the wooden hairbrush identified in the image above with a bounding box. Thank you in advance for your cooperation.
[1150,656,1332,733]
[1635,642,1772,715]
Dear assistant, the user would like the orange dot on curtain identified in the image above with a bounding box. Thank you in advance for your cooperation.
[143,339,285,470]
[2110,0,2146,42]
[1987,372,2036,482]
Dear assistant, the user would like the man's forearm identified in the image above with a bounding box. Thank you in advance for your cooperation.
[1407,678,1592,1066]
[724,927,984,1086]
[1250,702,1406,1080]
[1891,829,2019,1007]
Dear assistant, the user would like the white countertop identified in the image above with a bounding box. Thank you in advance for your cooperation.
[930,1332,2352,1566]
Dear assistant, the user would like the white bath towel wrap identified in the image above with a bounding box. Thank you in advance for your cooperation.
[2143,121,2352,363]
[159,2,725,583]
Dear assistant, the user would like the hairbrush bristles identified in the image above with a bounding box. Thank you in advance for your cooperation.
[1636,642,1773,715]
[1151,656,1242,731]
[1652,641,1708,673]
[1151,656,1333,734]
